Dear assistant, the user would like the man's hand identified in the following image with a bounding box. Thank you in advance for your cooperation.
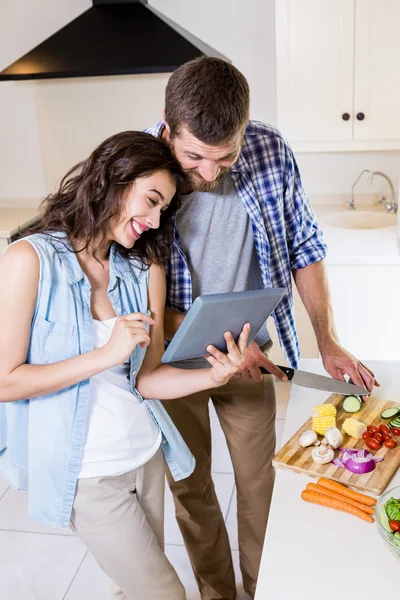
[320,339,379,398]
[234,341,289,383]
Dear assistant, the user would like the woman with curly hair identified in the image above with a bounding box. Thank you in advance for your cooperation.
[0,131,249,599]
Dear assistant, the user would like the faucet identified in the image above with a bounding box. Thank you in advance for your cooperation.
[348,169,370,210]
[367,171,398,214]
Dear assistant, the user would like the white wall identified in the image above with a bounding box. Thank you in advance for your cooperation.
[0,0,399,205]
[0,0,91,202]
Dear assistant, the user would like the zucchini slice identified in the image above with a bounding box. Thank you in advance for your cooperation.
[381,407,400,420]
[342,395,362,413]
[389,417,400,428]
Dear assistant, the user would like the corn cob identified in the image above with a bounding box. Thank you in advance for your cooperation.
[342,418,367,439]
[312,403,337,418]
[312,415,336,436]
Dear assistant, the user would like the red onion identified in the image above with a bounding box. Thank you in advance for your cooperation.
[333,448,384,473]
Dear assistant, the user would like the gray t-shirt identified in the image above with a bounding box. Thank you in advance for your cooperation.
[172,173,270,369]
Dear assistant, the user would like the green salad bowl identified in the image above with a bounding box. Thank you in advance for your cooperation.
[376,485,400,562]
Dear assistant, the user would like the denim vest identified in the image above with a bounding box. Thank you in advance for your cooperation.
[0,233,195,529]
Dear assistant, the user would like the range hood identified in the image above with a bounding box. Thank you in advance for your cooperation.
[0,0,227,81]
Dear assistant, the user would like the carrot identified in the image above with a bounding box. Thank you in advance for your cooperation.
[306,483,375,515]
[317,477,376,507]
[301,490,374,523]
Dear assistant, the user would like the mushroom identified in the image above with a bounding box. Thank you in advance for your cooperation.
[299,430,319,448]
[311,445,335,465]
[324,427,343,449]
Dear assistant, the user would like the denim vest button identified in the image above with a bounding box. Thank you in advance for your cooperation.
[131,370,136,377]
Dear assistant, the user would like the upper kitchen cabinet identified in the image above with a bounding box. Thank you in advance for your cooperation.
[276,0,400,151]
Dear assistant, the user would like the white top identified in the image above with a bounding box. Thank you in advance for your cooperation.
[78,317,161,479]
[255,359,400,600]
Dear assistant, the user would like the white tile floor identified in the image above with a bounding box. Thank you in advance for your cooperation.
[0,383,290,600]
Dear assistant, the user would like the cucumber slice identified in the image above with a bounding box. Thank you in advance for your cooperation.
[381,407,400,420]
[389,418,400,428]
[342,395,362,413]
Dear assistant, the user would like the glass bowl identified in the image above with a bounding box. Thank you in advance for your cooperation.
[375,485,400,562]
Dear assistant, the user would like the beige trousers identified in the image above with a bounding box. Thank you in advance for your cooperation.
[70,448,185,600]
[162,343,276,600]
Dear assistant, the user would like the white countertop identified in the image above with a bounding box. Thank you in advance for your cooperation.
[0,207,40,238]
[315,205,400,265]
[256,359,400,600]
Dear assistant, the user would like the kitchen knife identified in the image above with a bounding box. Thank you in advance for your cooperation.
[260,366,371,396]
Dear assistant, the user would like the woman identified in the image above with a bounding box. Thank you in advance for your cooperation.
[0,131,249,599]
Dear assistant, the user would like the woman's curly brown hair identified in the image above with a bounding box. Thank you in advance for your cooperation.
[27,131,184,267]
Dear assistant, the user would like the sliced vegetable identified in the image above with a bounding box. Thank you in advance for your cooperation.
[305,483,375,515]
[317,477,377,506]
[343,455,376,474]
[389,417,400,429]
[333,448,382,474]
[301,490,374,523]
[342,395,362,413]
[342,418,367,439]
[381,407,400,420]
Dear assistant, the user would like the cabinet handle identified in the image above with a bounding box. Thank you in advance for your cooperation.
[356,112,365,121]
[342,112,350,121]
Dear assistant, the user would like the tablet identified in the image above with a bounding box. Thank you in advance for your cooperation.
[161,288,286,364]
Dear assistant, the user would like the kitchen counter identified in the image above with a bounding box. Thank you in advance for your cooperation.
[315,205,400,265]
[0,207,40,239]
[256,359,400,600]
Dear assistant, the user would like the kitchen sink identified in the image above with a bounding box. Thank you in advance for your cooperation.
[323,210,397,230]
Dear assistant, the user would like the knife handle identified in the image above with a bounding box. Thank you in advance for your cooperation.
[260,365,294,380]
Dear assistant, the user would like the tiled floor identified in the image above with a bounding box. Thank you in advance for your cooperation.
[0,383,290,600]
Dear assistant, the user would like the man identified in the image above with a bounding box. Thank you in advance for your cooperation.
[146,57,377,600]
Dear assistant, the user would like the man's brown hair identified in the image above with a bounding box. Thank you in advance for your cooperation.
[165,56,250,144]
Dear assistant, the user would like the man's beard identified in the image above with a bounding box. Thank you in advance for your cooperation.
[183,166,230,193]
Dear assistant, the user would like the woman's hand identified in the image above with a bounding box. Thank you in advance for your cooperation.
[103,312,155,366]
[205,323,250,386]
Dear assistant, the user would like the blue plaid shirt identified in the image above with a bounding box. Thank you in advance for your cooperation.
[146,121,327,368]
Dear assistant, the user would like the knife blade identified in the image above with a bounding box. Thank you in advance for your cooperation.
[260,366,371,396]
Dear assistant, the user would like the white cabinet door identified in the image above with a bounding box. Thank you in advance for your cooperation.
[276,0,354,143]
[354,0,400,140]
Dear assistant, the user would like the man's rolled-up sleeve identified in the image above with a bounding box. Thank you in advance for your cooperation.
[282,143,328,270]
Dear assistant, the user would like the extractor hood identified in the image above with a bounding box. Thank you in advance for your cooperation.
[0,0,227,81]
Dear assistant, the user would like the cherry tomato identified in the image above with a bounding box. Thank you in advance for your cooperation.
[380,424,391,435]
[367,425,380,434]
[373,432,383,444]
[365,437,382,450]
[383,433,392,441]
[362,431,373,439]
[384,439,397,449]
[391,427,400,436]
[389,520,400,532]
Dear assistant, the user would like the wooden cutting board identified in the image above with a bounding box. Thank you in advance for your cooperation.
[273,394,400,495]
